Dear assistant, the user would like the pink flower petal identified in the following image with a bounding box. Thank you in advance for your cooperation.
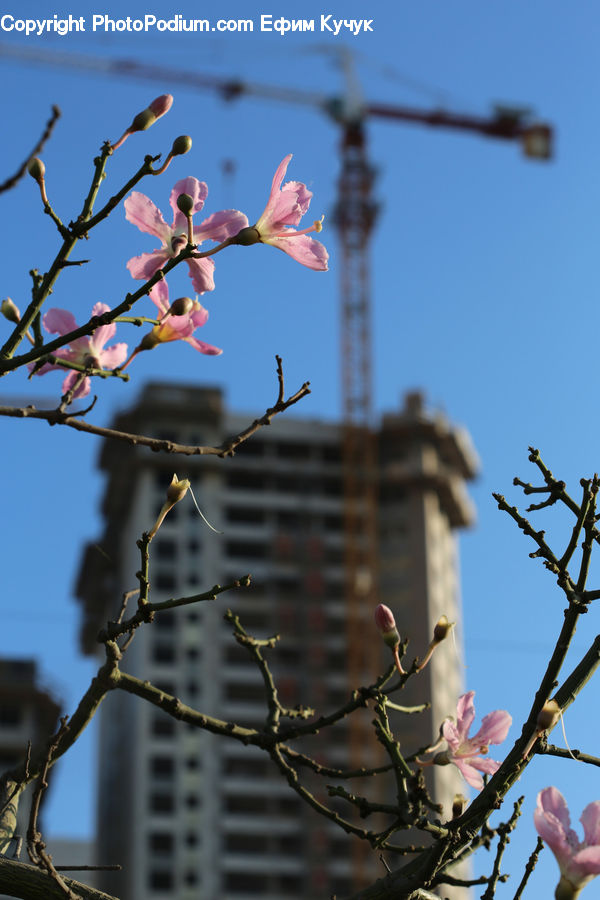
[62,370,91,399]
[169,177,208,231]
[581,802,600,847]
[455,692,477,743]
[190,305,209,328]
[452,759,484,790]
[125,192,171,243]
[192,209,249,245]
[261,154,292,221]
[126,249,171,282]
[149,282,170,316]
[159,317,195,341]
[186,257,215,295]
[472,710,512,747]
[42,308,78,336]
[185,335,222,355]
[442,719,461,752]
[571,846,600,878]
[88,303,116,353]
[465,756,500,776]
[535,789,573,863]
[98,343,129,369]
[264,233,328,271]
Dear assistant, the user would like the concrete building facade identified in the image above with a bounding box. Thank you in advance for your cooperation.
[76,383,478,900]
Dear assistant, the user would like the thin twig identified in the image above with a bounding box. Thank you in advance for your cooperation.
[0,106,61,194]
[0,358,310,455]
[512,837,544,900]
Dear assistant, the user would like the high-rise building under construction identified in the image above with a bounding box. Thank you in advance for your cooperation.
[76,382,478,900]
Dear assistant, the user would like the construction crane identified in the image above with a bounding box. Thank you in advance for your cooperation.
[1,42,553,881]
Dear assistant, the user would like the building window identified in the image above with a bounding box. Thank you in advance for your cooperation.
[154,572,176,592]
[225,541,267,560]
[225,833,269,853]
[150,756,175,778]
[224,794,267,814]
[185,794,200,809]
[225,506,266,524]
[322,445,342,463]
[226,471,267,490]
[224,645,248,665]
[149,793,174,814]
[224,873,268,893]
[185,832,199,847]
[152,715,175,737]
[152,642,175,665]
[234,439,265,457]
[155,539,176,560]
[224,683,265,703]
[223,757,269,777]
[184,871,198,886]
[186,756,201,770]
[155,611,175,630]
[149,869,174,891]
[148,832,174,855]
[276,440,310,459]
[0,704,22,726]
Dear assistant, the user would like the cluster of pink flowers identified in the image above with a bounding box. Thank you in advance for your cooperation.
[28,94,327,399]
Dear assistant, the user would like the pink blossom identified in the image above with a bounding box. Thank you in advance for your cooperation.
[29,302,127,399]
[535,788,600,898]
[374,604,397,636]
[145,280,221,355]
[250,154,328,271]
[125,177,248,293]
[442,691,511,790]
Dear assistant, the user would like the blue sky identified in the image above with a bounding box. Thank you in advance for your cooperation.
[1,1,600,895]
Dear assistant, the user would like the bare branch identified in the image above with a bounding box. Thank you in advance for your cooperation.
[0,106,61,195]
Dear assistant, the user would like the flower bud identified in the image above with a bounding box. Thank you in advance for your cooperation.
[148,94,174,118]
[452,794,467,818]
[171,135,192,156]
[147,473,190,539]
[27,157,45,182]
[113,95,173,150]
[234,226,261,246]
[1,298,21,324]
[131,95,173,132]
[452,793,467,819]
[176,193,194,216]
[536,699,561,733]
[555,875,582,900]
[522,699,562,760]
[374,604,400,649]
[432,751,451,767]
[137,332,162,352]
[432,615,454,645]
[166,473,190,504]
[169,297,195,317]
[129,108,156,133]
